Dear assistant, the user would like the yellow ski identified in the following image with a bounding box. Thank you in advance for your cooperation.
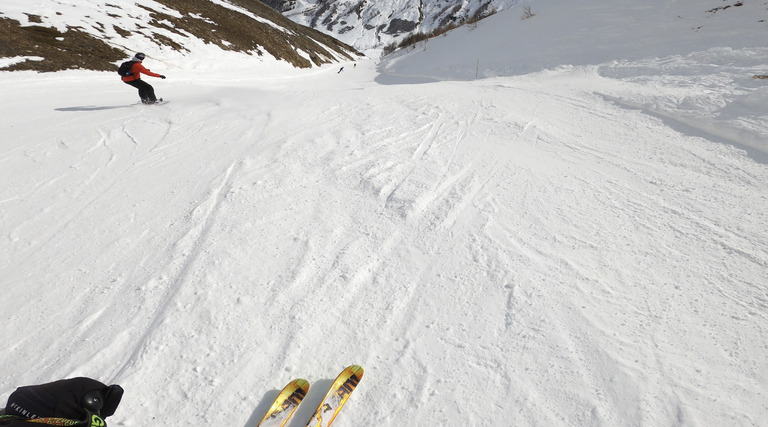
[257,378,310,427]
[305,365,364,427]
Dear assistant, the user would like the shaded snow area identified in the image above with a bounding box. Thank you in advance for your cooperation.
[2,1,768,426]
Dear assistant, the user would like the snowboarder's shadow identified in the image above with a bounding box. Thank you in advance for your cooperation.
[244,378,333,427]
[55,105,134,112]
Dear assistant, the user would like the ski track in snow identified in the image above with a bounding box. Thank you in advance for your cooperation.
[2,55,768,426]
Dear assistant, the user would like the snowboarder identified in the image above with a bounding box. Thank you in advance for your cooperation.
[0,377,123,426]
[120,52,166,104]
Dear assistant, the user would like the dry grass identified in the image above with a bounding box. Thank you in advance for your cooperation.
[0,17,125,72]
[1,0,359,72]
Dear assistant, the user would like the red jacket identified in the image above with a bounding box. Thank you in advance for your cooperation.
[121,61,161,82]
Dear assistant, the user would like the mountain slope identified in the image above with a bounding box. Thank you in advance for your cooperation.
[0,0,360,72]
[378,0,768,157]
[380,0,768,79]
[262,0,522,51]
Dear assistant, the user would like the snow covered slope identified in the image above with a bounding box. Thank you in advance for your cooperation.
[380,0,768,79]
[1,0,357,72]
[1,0,767,426]
[264,0,522,52]
[380,0,768,157]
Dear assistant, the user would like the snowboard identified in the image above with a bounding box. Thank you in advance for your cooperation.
[138,98,168,105]
[257,378,310,427]
[304,365,364,427]
[753,75,768,79]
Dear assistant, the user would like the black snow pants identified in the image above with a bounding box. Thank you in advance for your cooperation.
[124,79,157,103]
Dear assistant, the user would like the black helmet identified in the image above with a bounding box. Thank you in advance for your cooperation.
[134,52,146,61]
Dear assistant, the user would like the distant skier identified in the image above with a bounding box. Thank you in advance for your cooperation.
[1,377,123,426]
[338,66,344,73]
[119,52,166,104]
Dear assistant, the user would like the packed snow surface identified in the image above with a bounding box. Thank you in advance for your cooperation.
[2,1,767,426]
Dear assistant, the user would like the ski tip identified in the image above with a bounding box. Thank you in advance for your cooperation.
[257,378,311,427]
[304,366,364,427]
[293,378,310,389]
[280,378,310,394]
[344,365,364,379]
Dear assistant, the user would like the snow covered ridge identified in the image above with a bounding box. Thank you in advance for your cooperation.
[262,0,523,52]
[378,0,768,157]
[379,0,768,80]
[0,0,360,72]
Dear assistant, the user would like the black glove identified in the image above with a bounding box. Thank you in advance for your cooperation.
[83,384,124,418]
[159,75,166,79]
[5,377,123,422]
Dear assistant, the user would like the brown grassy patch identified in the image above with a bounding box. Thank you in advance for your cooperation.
[150,0,358,67]
[1,0,359,73]
[0,17,125,72]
